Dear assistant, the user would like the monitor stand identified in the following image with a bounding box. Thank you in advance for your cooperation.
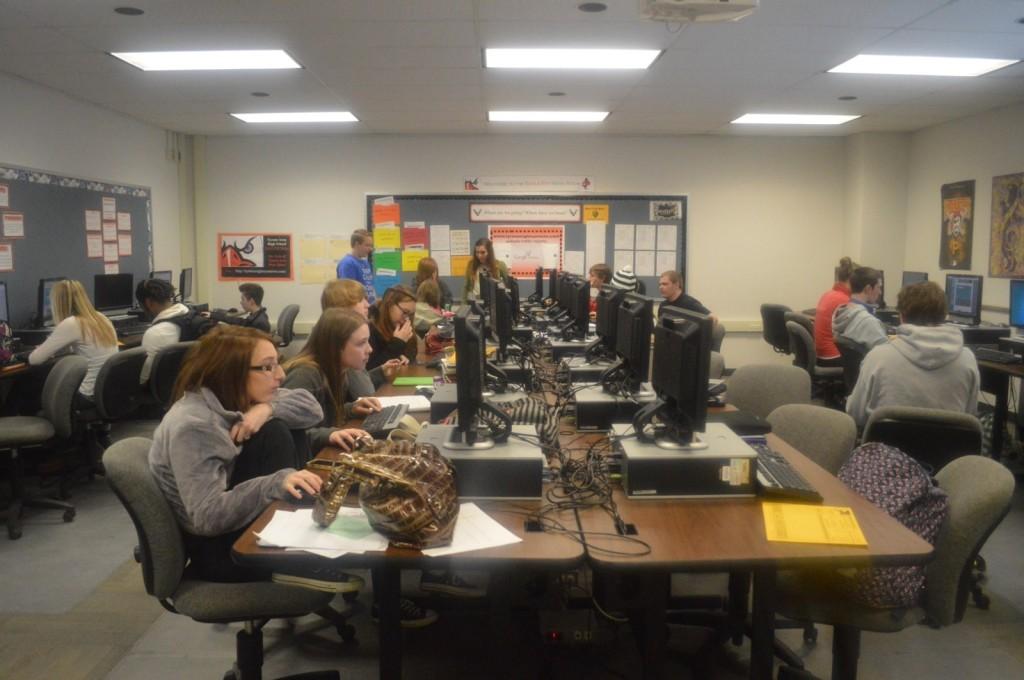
[633,400,710,451]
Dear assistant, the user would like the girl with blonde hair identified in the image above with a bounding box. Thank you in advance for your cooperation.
[29,279,118,402]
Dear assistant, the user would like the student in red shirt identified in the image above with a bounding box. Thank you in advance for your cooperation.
[814,256,855,366]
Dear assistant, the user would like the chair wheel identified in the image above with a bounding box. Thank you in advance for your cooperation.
[342,591,359,604]
[63,508,76,522]
[8,526,22,540]
[803,625,818,644]
[337,623,356,643]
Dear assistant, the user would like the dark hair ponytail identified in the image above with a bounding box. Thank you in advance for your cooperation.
[836,256,855,283]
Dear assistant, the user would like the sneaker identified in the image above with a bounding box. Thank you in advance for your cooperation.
[272,568,365,594]
[419,570,486,598]
[371,598,439,629]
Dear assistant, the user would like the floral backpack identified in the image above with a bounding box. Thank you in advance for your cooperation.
[837,442,950,608]
[0,321,14,364]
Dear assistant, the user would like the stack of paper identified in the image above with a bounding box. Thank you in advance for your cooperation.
[376,395,431,413]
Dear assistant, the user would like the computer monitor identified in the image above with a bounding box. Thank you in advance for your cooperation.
[37,277,67,327]
[945,274,983,325]
[478,271,496,309]
[488,283,514,362]
[532,266,544,302]
[635,307,713,449]
[0,281,8,324]
[150,270,172,284]
[93,273,134,312]
[901,271,928,289]
[507,276,520,323]
[448,305,511,450]
[179,267,193,302]
[567,277,590,340]
[1010,280,1024,329]
[605,293,653,394]
[876,269,886,308]
[557,272,574,311]
[595,285,626,351]
[548,268,558,302]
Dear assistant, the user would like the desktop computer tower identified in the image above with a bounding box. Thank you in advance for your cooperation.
[574,383,658,430]
[613,422,757,499]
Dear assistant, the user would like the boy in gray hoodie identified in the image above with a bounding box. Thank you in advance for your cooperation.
[832,266,888,353]
[846,281,979,427]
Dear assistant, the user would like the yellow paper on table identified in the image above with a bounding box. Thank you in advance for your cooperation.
[402,248,429,272]
[762,502,868,547]
[375,226,401,249]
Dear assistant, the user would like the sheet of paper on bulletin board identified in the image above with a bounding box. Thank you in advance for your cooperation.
[488,225,564,278]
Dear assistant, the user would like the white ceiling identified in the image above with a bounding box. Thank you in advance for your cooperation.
[0,0,1022,136]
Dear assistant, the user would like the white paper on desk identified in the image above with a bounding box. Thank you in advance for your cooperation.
[635,224,656,251]
[376,395,431,412]
[614,224,634,250]
[422,502,522,557]
[256,507,388,554]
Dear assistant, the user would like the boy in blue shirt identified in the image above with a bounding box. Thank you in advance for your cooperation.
[337,229,375,304]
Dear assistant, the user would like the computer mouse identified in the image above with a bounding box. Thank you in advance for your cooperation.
[415,386,435,398]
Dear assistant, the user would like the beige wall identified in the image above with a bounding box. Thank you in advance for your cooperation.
[198,133,848,366]
[0,72,182,272]
[904,102,1024,322]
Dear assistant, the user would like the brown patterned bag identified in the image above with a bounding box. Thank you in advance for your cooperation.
[308,437,459,550]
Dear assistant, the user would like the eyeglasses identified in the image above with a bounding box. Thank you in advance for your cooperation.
[399,306,415,319]
[249,362,281,374]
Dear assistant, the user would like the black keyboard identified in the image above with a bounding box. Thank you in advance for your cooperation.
[360,403,409,436]
[749,441,823,503]
[971,346,1021,364]
[116,322,151,337]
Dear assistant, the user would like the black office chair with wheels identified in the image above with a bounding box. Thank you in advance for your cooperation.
[104,438,343,680]
[786,319,844,407]
[0,355,86,539]
[273,304,300,348]
[711,322,725,354]
[760,304,792,354]
[835,336,866,397]
[635,280,647,295]
[78,347,149,474]
[149,341,196,409]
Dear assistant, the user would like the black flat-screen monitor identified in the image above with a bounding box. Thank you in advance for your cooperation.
[945,274,983,325]
[94,273,134,312]
[595,285,626,351]
[901,271,928,288]
[179,267,193,302]
[448,305,509,449]
[533,267,544,301]
[150,270,172,284]
[876,269,886,308]
[1011,280,1024,329]
[488,283,514,362]
[556,272,574,311]
[643,307,713,448]
[614,293,653,392]
[507,276,520,322]
[568,277,590,340]
[548,268,558,302]
[0,281,8,324]
[479,271,496,308]
[37,277,67,327]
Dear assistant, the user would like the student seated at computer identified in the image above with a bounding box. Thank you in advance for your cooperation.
[846,281,979,427]
[657,270,718,325]
[28,279,117,406]
[413,280,445,336]
[411,257,453,309]
[832,266,888,354]
[367,285,417,370]
[588,263,612,315]
[814,256,855,367]
[610,265,638,293]
[201,283,270,333]
[148,325,366,584]
[282,309,384,450]
[462,237,509,303]
[135,278,192,383]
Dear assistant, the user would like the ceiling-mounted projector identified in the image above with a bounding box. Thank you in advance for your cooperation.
[640,0,759,23]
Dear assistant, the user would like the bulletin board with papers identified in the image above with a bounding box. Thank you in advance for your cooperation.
[364,194,687,300]
[0,163,152,327]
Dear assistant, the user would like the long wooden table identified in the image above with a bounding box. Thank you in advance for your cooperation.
[576,433,935,679]
[977,357,1024,461]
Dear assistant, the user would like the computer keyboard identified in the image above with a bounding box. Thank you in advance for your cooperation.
[116,321,151,337]
[748,440,823,503]
[970,346,1022,364]
[360,403,409,436]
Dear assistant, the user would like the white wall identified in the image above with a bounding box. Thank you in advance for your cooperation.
[904,102,1024,322]
[199,133,848,367]
[0,72,182,272]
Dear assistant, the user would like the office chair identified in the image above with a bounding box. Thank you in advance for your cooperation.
[709,351,725,380]
[834,336,866,397]
[776,455,1014,680]
[78,347,149,474]
[767,404,857,475]
[149,341,196,409]
[273,304,300,348]
[784,310,814,338]
[711,321,725,353]
[785,320,844,408]
[726,364,810,420]
[103,438,343,680]
[0,355,86,539]
[635,280,647,295]
[760,304,792,354]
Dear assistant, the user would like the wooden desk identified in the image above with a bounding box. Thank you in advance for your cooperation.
[233,497,583,680]
[576,433,934,680]
[977,359,1024,461]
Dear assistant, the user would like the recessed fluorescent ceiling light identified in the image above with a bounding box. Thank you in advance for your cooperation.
[231,112,358,123]
[829,54,1017,77]
[110,49,300,71]
[489,111,608,122]
[485,48,660,70]
[732,114,860,125]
